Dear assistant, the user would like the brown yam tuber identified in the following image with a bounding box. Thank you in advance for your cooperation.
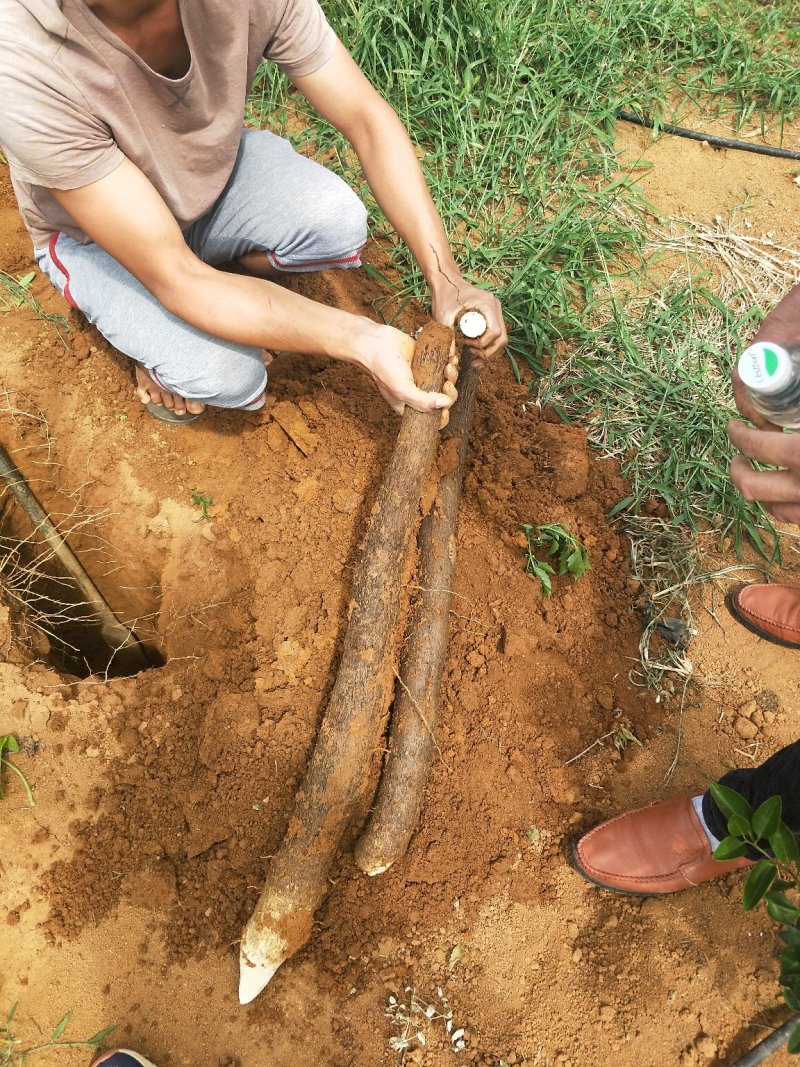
[238,323,453,1004]
[353,360,480,876]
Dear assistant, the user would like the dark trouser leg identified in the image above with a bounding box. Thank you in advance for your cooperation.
[702,738,800,844]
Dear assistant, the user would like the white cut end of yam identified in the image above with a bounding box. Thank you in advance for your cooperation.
[457,311,487,339]
[366,862,392,876]
[238,949,282,1004]
[238,922,290,1004]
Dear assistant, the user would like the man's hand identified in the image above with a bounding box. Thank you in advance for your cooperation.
[355,324,459,426]
[729,419,800,526]
[431,277,507,367]
[734,281,800,428]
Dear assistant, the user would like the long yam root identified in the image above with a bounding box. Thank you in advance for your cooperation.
[354,360,480,876]
[239,323,453,1004]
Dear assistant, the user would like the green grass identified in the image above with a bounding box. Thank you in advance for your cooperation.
[0,269,70,343]
[247,0,800,550]
[543,273,778,553]
[1,1004,115,1065]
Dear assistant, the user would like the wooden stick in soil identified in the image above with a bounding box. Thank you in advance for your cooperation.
[0,442,150,672]
[238,322,453,1005]
[353,355,480,876]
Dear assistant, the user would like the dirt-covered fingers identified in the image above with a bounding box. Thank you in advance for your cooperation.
[444,346,460,385]
[431,279,506,363]
[369,330,457,416]
[404,380,456,415]
[465,293,507,361]
[437,339,459,425]
[438,377,459,429]
[373,376,451,417]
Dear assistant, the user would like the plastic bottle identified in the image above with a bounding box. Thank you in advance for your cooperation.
[737,341,800,429]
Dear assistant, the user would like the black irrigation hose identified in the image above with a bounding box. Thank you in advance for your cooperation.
[617,110,800,161]
[728,1014,799,1067]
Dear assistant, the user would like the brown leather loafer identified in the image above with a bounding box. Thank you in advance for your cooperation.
[727,583,800,649]
[573,794,752,896]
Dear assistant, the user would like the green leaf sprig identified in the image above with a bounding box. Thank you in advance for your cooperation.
[0,735,34,807]
[519,523,591,598]
[2,1001,116,1064]
[710,784,800,1053]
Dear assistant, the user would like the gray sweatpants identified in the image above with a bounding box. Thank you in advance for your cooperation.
[36,130,368,410]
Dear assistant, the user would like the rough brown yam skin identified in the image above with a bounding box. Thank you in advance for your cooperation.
[244,323,453,958]
[354,361,480,874]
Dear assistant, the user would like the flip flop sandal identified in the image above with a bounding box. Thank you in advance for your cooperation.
[145,401,203,425]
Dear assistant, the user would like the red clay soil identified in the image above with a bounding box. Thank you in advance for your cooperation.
[1,126,799,1067]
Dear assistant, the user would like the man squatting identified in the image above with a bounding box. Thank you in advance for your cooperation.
[0,0,506,425]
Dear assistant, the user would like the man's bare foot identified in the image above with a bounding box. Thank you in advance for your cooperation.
[135,366,205,416]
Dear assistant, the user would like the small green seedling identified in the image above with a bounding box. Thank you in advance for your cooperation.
[710,784,800,1054]
[0,268,69,344]
[0,735,34,807]
[190,490,213,520]
[11,274,35,307]
[1,1003,116,1065]
[520,523,590,597]
[0,272,35,313]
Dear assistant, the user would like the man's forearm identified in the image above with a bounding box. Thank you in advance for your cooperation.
[158,257,381,361]
[348,99,461,299]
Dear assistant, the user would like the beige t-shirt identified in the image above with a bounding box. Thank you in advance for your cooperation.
[0,0,336,246]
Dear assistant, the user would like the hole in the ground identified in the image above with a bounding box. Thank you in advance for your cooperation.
[0,500,164,680]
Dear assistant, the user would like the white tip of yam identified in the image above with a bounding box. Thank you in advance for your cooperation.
[365,863,392,876]
[238,949,281,1005]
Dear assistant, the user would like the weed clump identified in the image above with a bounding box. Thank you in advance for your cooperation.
[520,522,590,596]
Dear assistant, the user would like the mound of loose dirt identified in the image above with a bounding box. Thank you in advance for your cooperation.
[2,128,800,1067]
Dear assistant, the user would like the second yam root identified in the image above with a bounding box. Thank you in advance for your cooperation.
[354,359,480,876]
[238,322,454,1004]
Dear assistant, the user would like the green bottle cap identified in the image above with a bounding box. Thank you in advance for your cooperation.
[738,342,793,395]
